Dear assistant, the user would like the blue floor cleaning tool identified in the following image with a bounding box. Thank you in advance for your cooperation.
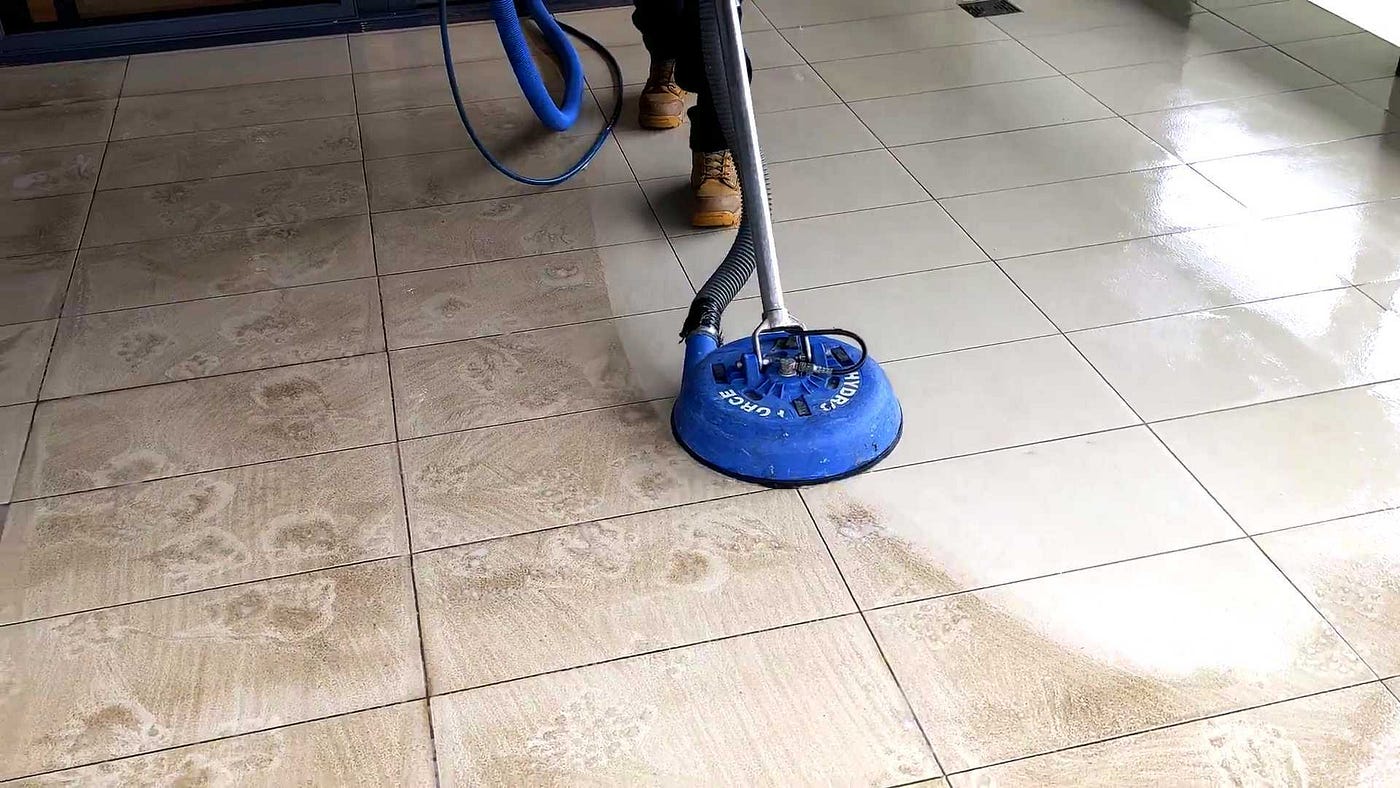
[671,0,903,486]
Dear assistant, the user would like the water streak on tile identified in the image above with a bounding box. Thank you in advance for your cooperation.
[0,145,103,200]
[0,321,57,406]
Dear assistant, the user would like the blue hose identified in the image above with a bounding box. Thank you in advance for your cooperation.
[439,0,624,186]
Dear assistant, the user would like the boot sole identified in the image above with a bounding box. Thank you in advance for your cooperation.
[692,210,741,228]
[639,114,683,130]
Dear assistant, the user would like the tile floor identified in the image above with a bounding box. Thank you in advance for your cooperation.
[2,0,1400,783]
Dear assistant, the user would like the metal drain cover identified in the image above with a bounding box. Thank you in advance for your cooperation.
[959,0,1022,17]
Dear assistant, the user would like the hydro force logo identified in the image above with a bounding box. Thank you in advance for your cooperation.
[819,371,861,412]
[715,371,861,419]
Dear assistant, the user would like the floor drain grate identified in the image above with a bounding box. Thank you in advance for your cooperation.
[959,0,1022,17]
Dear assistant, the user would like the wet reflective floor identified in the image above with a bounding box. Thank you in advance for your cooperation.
[2,0,1400,783]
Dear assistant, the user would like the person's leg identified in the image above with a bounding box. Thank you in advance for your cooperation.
[634,0,689,130]
[676,0,745,227]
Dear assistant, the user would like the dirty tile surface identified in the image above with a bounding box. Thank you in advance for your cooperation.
[3,5,1400,781]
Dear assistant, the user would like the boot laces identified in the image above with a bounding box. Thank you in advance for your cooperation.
[702,151,738,188]
[645,60,683,96]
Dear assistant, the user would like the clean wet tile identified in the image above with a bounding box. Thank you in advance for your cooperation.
[0,60,125,110]
[984,0,1202,38]
[0,252,71,325]
[852,76,1113,147]
[868,541,1372,771]
[416,490,854,690]
[123,38,351,95]
[14,703,436,786]
[1072,47,1330,115]
[1364,280,1399,311]
[814,40,1055,101]
[1128,85,1393,162]
[943,166,1245,259]
[882,336,1139,468]
[894,118,1177,198]
[0,193,90,256]
[66,215,374,314]
[100,117,362,189]
[364,138,632,212]
[380,239,692,348]
[780,9,1007,62]
[390,313,675,437]
[0,100,115,152]
[952,684,1400,786]
[43,279,384,398]
[0,144,103,200]
[1073,289,1400,421]
[0,559,421,780]
[84,163,367,246]
[0,321,56,406]
[672,202,986,297]
[0,404,32,504]
[1196,135,1400,216]
[1281,32,1400,83]
[1348,76,1399,111]
[372,183,661,274]
[1215,0,1359,43]
[755,0,959,27]
[749,65,842,112]
[1154,381,1400,532]
[1017,13,1264,74]
[110,76,356,140]
[14,355,393,499]
[1259,511,1400,676]
[1001,216,1362,330]
[803,427,1238,608]
[0,445,406,624]
[399,400,752,548]
[431,617,939,785]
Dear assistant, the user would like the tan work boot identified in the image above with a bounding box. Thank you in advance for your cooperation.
[691,150,742,228]
[639,59,687,130]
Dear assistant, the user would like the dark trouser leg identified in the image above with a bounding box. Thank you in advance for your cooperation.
[632,0,685,61]
[673,0,748,153]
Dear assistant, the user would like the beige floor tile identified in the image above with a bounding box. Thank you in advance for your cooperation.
[13,702,436,786]
[349,21,507,72]
[895,118,1177,198]
[1128,85,1394,163]
[381,239,691,349]
[14,355,393,499]
[944,166,1245,260]
[0,100,115,153]
[359,97,605,160]
[100,117,361,190]
[645,149,929,236]
[84,163,367,246]
[882,336,1139,468]
[66,215,374,315]
[870,541,1372,771]
[1363,279,1399,311]
[1349,76,1399,111]
[1196,134,1400,216]
[365,138,632,212]
[556,5,659,44]
[0,60,125,110]
[756,0,958,28]
[372,182,662,274]
[729,264,1055,361]
[983,0,1203,38]
[748,64,843,113]
[122,38,351,95]
[1072,47,1331,116]
[815,40,1056,102]
[391,312,680,437]
[0,404,33,504]
[353,57,566,114]
[1073,289,1400,420]
[852,76,1114,147]
[0,252,71,325]
[0,444,406,624]
[431,616,939,785]
[399,400,752,549]
[416,490,855,690]
[1017,13,1264,74]
[0,144,103,200]
[804,427,1239,608]
[0,193,90,256]
[110,76,356,140]
[950,683,1400,787]
[0,320,56,406]
[672,202,986,298]
[43,279,384,399]
[1259,510,1400,676]
[1002,214,1365,330]
[0,558,422,780]
[1215,0,1360,43]
[579,32,803,87]
[1280,32,1400,83]
[778,9,1008,62]
[1155,381,1400,532]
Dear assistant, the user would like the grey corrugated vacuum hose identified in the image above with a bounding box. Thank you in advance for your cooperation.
[679,0,769,340]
